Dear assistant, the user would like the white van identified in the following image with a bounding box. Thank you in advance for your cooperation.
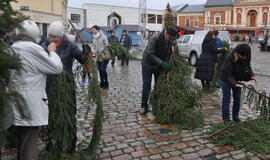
[177,30,232,66]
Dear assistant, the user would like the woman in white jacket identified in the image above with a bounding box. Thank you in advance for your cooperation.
[10,20,63,160]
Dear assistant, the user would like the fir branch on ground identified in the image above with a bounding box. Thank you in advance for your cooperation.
[207,119,270,155]
[150,56,203,129]
[72,59,103,160]
[241,84,270,120]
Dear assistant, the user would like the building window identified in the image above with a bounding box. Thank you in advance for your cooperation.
[185,17,190,26]
[148,14,156,23]
[71,14,81,23]
[194,17,198,27]
[157,15,162,24]
[20,5,29,11]
[237,13,241,25]
[263,12,268,25]
[141,13,146,23]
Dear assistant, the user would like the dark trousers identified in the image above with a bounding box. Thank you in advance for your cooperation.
[97,61,109,84]
[220,80,241,121]
[141,66,159,109]
[14,126,39,160]
[121,54,129,66]
[201,80,211,88]
[248,39,252,46]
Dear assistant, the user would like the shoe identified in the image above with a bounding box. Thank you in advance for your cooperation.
[233,118,241,122]
[139,108,146,115]
[103,82,109,89]
[100,82,104,88]
[223,119,231,124]
[140,107,150,115]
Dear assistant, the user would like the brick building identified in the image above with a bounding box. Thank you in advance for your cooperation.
[177,0,270,37]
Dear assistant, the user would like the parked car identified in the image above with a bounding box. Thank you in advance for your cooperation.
[177,30,232,66]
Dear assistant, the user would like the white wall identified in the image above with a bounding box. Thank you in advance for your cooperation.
[77,3,164,32]
[67,7,85,30]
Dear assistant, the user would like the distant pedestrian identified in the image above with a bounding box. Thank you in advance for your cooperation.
[219,44,256,123]
[81,44,93,87]
[108,30,118,66]
[248,33,252,46]
[92,25,110,89]
[120,29,132,66]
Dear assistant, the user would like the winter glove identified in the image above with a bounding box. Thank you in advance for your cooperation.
[161,62,172,71]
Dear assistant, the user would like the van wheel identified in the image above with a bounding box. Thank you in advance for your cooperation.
[190,53,197,66]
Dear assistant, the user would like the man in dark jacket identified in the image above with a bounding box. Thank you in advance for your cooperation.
[140,26,178,115]
[108,30,118,43]
[108,30,118,66]
[120,29,132,65]
[219,44,256,123]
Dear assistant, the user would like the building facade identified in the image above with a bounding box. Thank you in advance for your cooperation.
[177,4,205,28]
[11,0,68,36]
[67,3,165,33]
[177,0,270,36]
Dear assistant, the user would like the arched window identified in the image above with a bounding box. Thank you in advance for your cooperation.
[107,12,121,27]
[247,10,257,27]
[263,12,268,25]
[237,13,241,24]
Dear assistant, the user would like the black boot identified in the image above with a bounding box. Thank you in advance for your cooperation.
[100,82,105,88]
[103,82,109,89]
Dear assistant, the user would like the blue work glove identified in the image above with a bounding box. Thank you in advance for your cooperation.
[161,62,172,71]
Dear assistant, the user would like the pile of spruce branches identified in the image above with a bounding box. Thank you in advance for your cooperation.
[150,52,203,129]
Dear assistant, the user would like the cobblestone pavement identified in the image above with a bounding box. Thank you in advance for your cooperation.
[76,43,270,160]
[1,43,269,160]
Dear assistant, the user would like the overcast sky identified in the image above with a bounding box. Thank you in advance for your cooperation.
[68,0,207,10]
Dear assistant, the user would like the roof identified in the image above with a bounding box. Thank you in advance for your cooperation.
[205,0,232,7]
[178,4,204,13]
[177,26,204,32]
[115,25,139,31]
[171,4,188,13]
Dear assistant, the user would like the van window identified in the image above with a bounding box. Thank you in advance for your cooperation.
[183,36,190,43]
[178,36,184,44]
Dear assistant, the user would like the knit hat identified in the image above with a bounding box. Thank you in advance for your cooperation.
[235,44,250,57]
[48,21,63,37]
[16,20,41,43]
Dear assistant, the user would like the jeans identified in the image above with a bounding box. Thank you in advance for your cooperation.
[220,80,242,121]
[141,66,159,109]
[121,54,129,65]
[97,61,109,84]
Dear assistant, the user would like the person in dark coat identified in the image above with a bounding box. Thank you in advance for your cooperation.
[42,21,84,153]
[219,44,256,123]
[194,31,226,88]
[140,26,178,115]
[108,30,118,66]
[247,33,252,46]
[120,29,132,65]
